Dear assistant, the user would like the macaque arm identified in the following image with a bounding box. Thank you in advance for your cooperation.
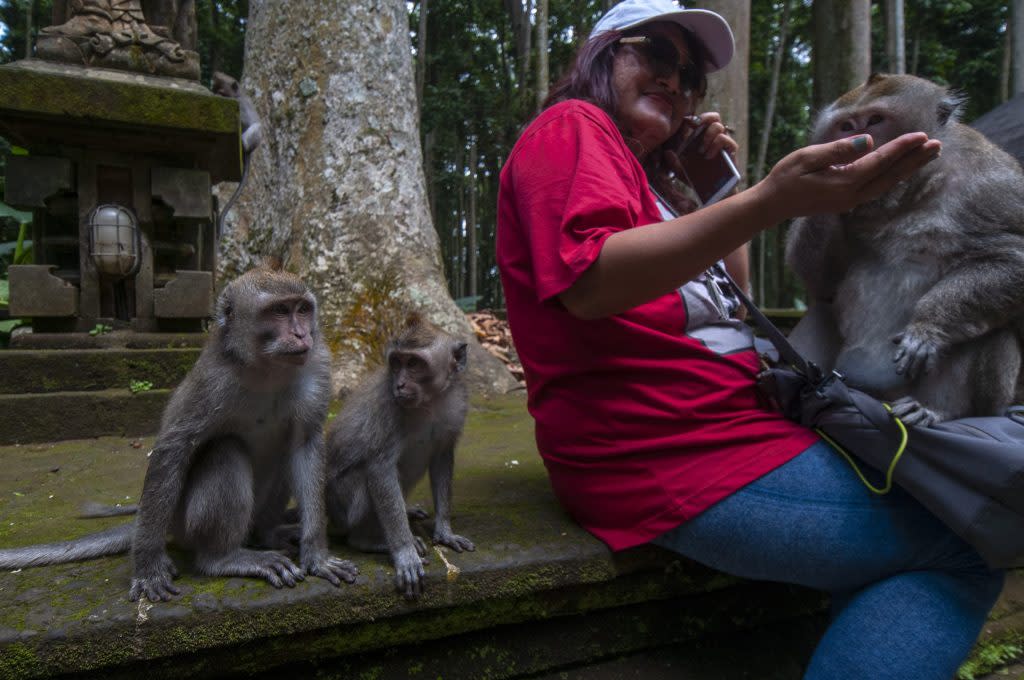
[429,445,474,552]
[129,420,201,601]
[291,427,357,585]
[366,451,425,598]
[915,250,1024,341]
[895,250,1024,379]
[428,446,475,553]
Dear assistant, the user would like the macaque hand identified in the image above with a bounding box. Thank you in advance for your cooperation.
[128,552,180,602]
[892,325,945,380]
[890,395,943,427]
[302,547,358,586]
[434,529,475,553]
[393,544,427,600]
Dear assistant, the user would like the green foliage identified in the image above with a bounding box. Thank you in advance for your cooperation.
[195,0,248,83]
[129,379,154,394]
[957,637,1023,679]
[0,0,54,65]
[88,323,113,336]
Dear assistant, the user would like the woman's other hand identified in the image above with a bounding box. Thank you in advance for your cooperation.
[758,132,942,220]
[687,112,738,159]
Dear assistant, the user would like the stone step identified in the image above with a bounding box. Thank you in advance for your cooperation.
[0,395,830,679]
[0,394,1020,679]
[0,348,199,395]
[0,388,171,445]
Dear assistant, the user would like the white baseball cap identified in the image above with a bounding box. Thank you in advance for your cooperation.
[590,0,735,73]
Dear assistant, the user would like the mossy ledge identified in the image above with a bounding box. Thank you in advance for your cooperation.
[0,393,1019,678]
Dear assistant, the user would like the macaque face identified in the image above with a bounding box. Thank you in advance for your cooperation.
[257,294,316,366]
[813,74,952,147]
[389,349,433,407]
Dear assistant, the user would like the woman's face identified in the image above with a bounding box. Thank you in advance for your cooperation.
[610,22,697,157]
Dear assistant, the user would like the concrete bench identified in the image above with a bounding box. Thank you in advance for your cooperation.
[0,393,1020,679]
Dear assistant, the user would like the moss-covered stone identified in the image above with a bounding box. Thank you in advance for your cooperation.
[0,389,169,445]
[0,60,236,135]
[0,394,824,678]
[0,349,200,394]
[1,393,1017,678]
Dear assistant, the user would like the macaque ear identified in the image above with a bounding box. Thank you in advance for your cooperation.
[453,342,468,373]
[937,91,964,126]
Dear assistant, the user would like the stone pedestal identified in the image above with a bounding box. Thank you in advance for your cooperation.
[0,59,241,336]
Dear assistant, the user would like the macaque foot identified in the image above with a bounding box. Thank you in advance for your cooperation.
[128,553,180,602]
[890,396,944,427]
[198,548,305,589]
[303,552,359,586]
[393,545,426,600]
[434,531,475,553]
[258,523,302,556]
[892,328,944,381]
[406,504,429,521]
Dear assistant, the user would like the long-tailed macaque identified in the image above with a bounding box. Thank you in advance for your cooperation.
[0,268,358,601]
[786,74,1024,426]
[323,314,474,600]
[211,71,263,239]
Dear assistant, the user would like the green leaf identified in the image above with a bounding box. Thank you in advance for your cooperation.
[0,202,31,222]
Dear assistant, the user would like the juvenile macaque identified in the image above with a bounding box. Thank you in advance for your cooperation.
[786,73,1024,426]
[212,71,263,238]
[323,314,474,599]
[0,268,358,600]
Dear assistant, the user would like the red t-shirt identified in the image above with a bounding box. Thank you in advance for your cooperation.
[496,100,817,550]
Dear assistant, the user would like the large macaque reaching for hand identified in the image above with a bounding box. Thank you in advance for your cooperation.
[786,73,1024,426]
[322,313,474,600]
[0,268,358,600]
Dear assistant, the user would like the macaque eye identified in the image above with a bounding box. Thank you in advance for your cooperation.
[406,356,426,370]
[297,301,313,315]
[867,113,884,126]
[271,303,290,316]
[840,121,855,132]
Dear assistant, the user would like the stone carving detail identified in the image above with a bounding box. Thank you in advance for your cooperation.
[37,0,199,80]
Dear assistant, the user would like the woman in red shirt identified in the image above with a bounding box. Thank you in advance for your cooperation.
[496,1,1003,677]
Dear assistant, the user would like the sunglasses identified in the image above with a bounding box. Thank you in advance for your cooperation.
[618,34,703,94]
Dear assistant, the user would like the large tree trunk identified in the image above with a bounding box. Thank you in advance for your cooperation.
[535,0,549,110]
[752,0,791,305]
[701,0,750,185]
[1014,0,1024,96]
[885,0,905,74]
[219,0,517,395]
[812,0,871,110]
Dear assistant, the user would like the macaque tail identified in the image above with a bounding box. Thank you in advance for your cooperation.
[0,524,134,569]
[78,501,139,518]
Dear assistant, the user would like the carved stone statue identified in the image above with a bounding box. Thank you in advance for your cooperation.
[37,0,199,80]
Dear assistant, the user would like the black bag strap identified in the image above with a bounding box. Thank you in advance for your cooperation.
[649,186,821,382]
[710,263,822,383]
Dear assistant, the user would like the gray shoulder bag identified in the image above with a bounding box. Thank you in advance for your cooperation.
[718,263,1024,569]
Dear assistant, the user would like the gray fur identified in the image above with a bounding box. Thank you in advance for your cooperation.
[324,320,473,600]
[0,269,358,601]
[786,74,1024,426]
[211,71,263,239]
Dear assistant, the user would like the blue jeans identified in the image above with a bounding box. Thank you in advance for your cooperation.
[652,441,1005,680]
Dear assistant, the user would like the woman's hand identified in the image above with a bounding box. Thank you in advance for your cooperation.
[683,112,738,159]
[758,133,942,220]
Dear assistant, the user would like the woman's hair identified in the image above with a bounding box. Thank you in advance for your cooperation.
[542,25,711,216]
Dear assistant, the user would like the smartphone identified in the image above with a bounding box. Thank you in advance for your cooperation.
[677,124,742,207]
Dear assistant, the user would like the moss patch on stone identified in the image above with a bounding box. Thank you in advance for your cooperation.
[0,61,237,134]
